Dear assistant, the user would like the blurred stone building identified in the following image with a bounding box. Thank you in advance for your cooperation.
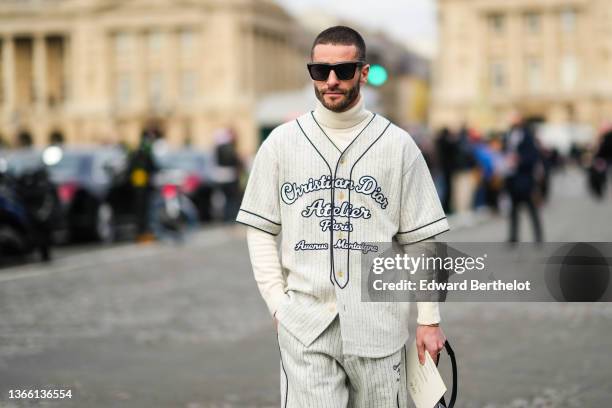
[0,0,305,154]
[432,0,612,132]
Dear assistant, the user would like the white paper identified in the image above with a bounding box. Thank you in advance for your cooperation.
[406,340,447,408]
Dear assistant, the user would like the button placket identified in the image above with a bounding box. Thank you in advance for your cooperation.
[332,153,350,288]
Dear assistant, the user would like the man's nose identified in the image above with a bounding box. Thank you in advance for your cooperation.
[326,69,340,87]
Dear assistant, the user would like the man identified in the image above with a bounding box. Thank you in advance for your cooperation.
[214,127,244,222]
[435,127,458,214]
[591,123,612,198]
[128,126,160,242]
[503,113,543,243]
[237,26,449,407]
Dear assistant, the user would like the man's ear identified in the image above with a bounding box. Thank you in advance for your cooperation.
[360,64,370,85]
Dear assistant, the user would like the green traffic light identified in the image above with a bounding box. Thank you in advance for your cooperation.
[368,64,388,86]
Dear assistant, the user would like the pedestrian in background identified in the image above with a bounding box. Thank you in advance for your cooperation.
[435,127,458,214]
[589,123,612,199]
[452,125,478,217]
[486,133,507,214]
[214,128,243,222]
[128,127,160,242]
[503,113,544,243]
[469,129,496,211]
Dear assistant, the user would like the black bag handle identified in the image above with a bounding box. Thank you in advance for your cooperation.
[435,340,457,408]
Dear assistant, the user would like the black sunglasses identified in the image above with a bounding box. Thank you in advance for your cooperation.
[307,61,364,81]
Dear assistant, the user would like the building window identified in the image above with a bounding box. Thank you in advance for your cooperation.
[524,12,541,34]
[148,71,163,109]
[180,70,197,101]
[490,61,506,90]
[560,55,578,90]
[114,32,133,57]
[179,29,196,57]
[561,9,577,33]
[148,31,163,57]
[488,13,505,34]
[526,57,542,92]
[115,73,131,106]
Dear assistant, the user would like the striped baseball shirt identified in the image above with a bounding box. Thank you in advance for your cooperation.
[237,110,449,357]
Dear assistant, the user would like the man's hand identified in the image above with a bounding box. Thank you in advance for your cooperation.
[416,325,446,365]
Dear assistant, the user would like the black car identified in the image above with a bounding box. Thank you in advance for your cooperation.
[7,146,136,243]
[50,146,138,242]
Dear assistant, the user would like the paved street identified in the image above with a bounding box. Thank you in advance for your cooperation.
[1,166,611,408]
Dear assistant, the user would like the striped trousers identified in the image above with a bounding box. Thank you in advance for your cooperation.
[277,315,411,408]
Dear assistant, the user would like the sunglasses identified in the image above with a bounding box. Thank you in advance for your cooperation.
[307,61,364,81]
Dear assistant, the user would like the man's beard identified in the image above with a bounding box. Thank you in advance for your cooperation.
[314,81,360,113]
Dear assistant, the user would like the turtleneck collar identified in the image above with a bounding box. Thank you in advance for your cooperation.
[313,94,370,130]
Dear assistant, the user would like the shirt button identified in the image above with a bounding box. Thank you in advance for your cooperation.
[340,157,346,164]
[338,270,344,278]
[338,192,345,200]
[338,232,344,239]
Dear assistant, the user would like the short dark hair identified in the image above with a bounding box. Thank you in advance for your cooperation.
[311,26,366,61]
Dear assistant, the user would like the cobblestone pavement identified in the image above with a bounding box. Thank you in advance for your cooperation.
[0,167,611,407]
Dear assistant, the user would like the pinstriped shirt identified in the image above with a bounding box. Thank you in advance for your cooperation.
[237,112,449,357]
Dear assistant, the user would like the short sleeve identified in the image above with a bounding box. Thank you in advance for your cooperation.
[236,140,282,235]
[395,153,449,244]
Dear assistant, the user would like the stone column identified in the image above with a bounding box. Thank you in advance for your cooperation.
[63,34,72,103]
[33,34,48,110]
[245,24,255,97]
[135,30,146,113]
[2,35,16,116]
[165,28,178,107]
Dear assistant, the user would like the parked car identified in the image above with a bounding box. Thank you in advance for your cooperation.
[6,146,136,243]
[156,149,218,222]
[50,146,136,242]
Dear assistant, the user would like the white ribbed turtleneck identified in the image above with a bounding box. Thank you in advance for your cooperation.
[312,94,373,151]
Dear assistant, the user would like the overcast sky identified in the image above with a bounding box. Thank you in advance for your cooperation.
[278,0,438,56]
